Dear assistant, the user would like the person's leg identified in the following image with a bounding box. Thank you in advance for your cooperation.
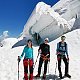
[57,55,62,78]
[42,60,48,79]
[29,59,33,80]
[44,60,48,75]
[38,57,43,75]
[37,57,43,76]
[63,56,68,75]
[63,56,71,78]
[23,59,28,80]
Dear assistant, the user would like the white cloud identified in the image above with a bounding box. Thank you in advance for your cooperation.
[3,31,9,38]
[0,31,9,41]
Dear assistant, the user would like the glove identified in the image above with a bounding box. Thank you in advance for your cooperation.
[56,52,61,55]
[67,57,69,63]
[18,56,21,62]
[48,58,50,62]
[67,57,69,60]
[38,49,42,54]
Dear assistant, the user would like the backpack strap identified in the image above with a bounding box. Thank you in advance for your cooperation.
[58,42,67,52]
[59,42,61,48]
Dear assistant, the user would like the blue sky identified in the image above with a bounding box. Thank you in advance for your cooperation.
[0,0,59,37]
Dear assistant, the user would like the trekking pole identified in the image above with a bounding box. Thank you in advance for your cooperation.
[55,61,57,75]
[18,56,20,80]
[33,53,39,70]
[54,61,57,80]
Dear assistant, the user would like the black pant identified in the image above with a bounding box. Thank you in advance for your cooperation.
[57,54,69,75]
[38,57,48,75]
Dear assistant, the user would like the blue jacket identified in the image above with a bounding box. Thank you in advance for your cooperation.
[56,42,68,55]
[20,46,33,59]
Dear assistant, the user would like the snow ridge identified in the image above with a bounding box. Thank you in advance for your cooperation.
[36,2,74,31]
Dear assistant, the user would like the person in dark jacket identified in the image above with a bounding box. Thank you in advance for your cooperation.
[35,38,50,79]
[56,36,71,79]
[18,39,34,80]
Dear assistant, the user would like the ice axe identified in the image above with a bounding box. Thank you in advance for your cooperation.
[18,56,20,80]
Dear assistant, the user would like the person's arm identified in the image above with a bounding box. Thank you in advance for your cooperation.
[44,45,50,61]
[56,43,60,55]
[66,44,69,58]
[48,45,50,58]
[32,48,34,63]
[38,44,42,54]
[20,47,25,59]
[18,47,25,62]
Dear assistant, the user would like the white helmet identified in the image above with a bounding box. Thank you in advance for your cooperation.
[44,38,49,42]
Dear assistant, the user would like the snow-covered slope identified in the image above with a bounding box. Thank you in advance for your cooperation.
[1,38,18,47]
[52,0,80,20]
[0,29,80,80]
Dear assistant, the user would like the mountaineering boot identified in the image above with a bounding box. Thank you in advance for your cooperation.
[35,74,40,77]
[64,74,71,78]
[59,73,63,79]
[42,74,46,79]
[24,73,28,80]
[29,73,33,80]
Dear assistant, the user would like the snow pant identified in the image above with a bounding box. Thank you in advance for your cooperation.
[38,57,48,75]
[57,54,69,75]
[23,59,33,80]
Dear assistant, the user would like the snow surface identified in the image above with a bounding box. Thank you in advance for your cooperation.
[0,29,80,80]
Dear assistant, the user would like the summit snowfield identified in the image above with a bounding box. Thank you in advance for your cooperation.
[0,29,80,80]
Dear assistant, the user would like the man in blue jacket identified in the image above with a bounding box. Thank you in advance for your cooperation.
[56,36,71,79]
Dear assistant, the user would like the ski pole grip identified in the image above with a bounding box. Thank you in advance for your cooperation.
[18,56,20,62]
[18,56,20,59]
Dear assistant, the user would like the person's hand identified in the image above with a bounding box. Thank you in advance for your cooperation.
[38,49,42,54]
[67,57,69,60]
[56,52,61,55]
[32,59,34,64]
[18,56,21,62]
[48,58,50,62]
[57,57,61,61]
[67,56,69,63]
[67,57,69,61]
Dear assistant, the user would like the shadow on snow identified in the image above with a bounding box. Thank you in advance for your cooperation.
[34,74,61,80]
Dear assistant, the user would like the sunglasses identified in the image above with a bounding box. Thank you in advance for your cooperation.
[45,40,48,42]
[61,37,66,40]
[28,41,32,43]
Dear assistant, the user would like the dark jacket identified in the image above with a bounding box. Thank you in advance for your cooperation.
[39,43,50,58]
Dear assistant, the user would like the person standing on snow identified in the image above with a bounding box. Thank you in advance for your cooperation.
[18,39,34,80]
[56,36,71,79]
[35,38,50,79]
